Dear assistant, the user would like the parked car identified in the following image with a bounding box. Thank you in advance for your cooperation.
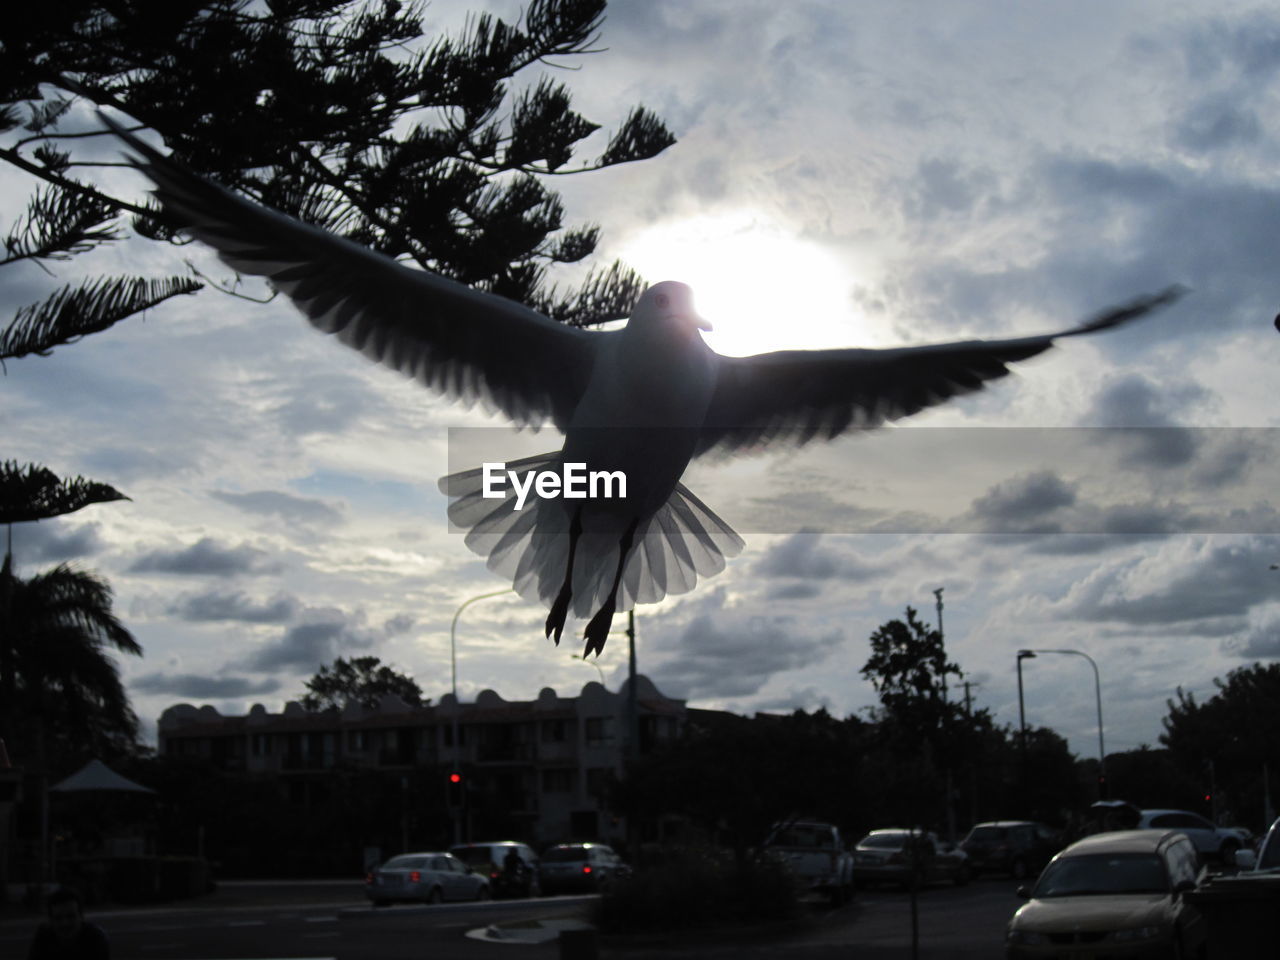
[960,821,1061,880]
[762,820,856,905]
[1006,829,1206,959]
[1136,808,1251,862]
[852,829,972,888]
[365,852,490,905]
[449,841,541,898]
[538,843,630,894]
[1234,815,1280,872]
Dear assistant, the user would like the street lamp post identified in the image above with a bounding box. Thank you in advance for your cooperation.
[1016,650,1035,812]
[447,588,513,844]
[1020,647,1106,798]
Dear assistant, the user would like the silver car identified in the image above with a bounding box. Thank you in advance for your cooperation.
[853,829,972,888]
[365,852,490,905]
[538,843,630,894]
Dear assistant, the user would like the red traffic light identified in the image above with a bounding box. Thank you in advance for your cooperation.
[449,772,462,784]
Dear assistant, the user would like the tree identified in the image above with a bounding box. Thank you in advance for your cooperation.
[2,0,675,340]
[861,605,964,746]
[4,562,143,766]
[1162,663,1280,828]
[300,655,424,711]
[1,461,131,749]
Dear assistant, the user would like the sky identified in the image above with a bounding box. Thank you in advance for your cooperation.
[5,0,1280,774]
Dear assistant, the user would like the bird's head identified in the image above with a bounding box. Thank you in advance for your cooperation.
[630,281,713,336]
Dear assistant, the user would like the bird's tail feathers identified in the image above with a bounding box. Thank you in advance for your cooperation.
[440,459,743,618]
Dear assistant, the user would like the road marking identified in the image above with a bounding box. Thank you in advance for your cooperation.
[304,915,338,923]
[228,920,267,927]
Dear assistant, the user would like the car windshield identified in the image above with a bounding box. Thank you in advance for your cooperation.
[965,826,1007,843]
[862,833,909,849]
[1033,854,1167,897]
[451,848,495,866]
[543,846,589,862]
[382,855,428,870]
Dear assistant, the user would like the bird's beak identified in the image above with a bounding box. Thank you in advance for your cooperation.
[692,314,713,332]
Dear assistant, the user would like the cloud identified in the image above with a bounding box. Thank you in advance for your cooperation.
[753,532,883,580]
[245,607,375,671]
[132,672,282,698]
[9,521,105,564]
[170,589,300,623]
[127,536,278,577]
[646,590,844,699]
[1080,374,1212,469]
[211,489,344,526]
[1223,624,1280,659]
[1055,538,1279,630]
[969,470,1077,531]
[383,613,417,636]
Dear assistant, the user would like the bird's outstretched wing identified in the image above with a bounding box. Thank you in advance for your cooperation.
[101,113,595,430]
[697,287,1185,457]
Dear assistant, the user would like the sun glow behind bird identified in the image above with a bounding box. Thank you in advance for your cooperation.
[615,212,865,357]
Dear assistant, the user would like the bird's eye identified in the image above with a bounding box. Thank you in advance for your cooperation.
[655,294,669,309]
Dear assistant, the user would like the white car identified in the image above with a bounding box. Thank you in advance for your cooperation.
[1234,816,1280,872]
[1136,809,1250,862]
[365,852,490,905]
[763,820,855,905]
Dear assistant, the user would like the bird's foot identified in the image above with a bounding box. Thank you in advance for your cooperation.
[582,602,617,658]
[545,586,572,644]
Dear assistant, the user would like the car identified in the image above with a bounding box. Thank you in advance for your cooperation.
[852,828,972,888]
[538,842,630,894]
[1006,829,1207,959]
[1136,808,1250,863]
[960,821,1061,880]
[449,841,541,898]
[762,820,856,905]
[1234,815,1280,872]
[364,851,490,905]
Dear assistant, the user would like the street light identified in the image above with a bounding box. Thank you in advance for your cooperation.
[1016,650,1036,749]
[447,587,513,843]
[1019,647,1106,797]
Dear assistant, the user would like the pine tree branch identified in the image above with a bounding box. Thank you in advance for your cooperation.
[0,461,129,525]
[0,275,203,362]
[1,186,120,266]
[0,145,153,220]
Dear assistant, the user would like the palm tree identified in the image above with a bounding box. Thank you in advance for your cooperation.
[3,560,143,764]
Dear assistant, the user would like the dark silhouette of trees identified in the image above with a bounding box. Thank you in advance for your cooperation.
[300,655,425,711]
[0,462,132,754]
[1162,663,1280,828]
[3,562,143,767]
[3,0,675,341]
[861,605,963,745]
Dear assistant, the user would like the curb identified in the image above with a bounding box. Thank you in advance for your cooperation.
[467,915,596,944]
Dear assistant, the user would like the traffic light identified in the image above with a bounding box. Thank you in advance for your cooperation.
[447,771,464,808]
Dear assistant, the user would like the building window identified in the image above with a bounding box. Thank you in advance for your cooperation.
[584,717,614,745]
[541,769,575,793]
[541,719,570,742]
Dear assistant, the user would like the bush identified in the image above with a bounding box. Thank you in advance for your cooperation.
[594,847,802,934]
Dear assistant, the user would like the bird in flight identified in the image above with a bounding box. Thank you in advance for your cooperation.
[103,115,1182,656]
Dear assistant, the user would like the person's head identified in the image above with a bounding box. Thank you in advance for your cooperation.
[46,887,83,940]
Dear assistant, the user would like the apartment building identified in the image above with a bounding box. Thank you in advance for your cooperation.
[157,675,685,846]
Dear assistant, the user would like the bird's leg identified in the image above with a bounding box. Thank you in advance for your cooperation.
[582,518,640,657]
[545,504,584,644]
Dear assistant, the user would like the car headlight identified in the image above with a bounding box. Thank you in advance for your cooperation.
[1006,929,1047,945]
[1108,926,1162,942]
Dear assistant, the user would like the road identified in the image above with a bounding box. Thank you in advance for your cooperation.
[0,876,1023,959]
